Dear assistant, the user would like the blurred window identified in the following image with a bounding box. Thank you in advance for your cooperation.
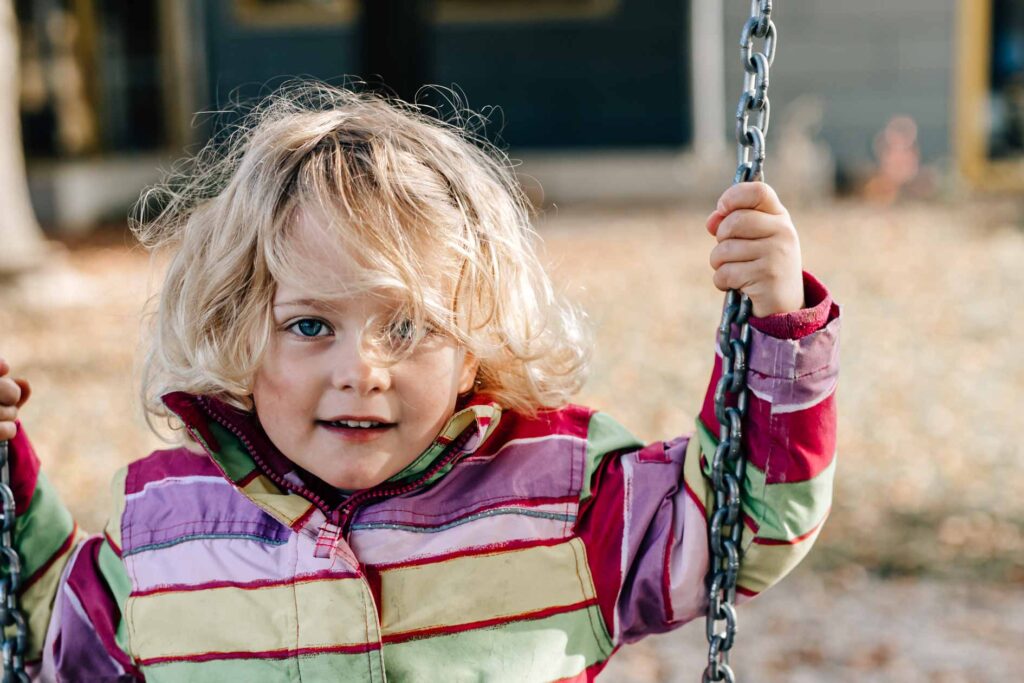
[233,0,357,27]
[989,0,1024,159]
[231,0,618,27]
[16,0,164,158]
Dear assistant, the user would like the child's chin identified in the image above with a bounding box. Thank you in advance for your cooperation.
[322,466,392,492]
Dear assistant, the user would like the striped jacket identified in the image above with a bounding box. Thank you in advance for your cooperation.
[10,272,840,681]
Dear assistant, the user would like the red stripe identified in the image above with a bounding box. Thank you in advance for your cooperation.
[381,598,599,645]
[104,530,122,558]
[575,450,626,638]
[699,356,837,485]
[9,422,41,515]
[236,467,263,488]
[752,509,829,546]
[130,569,361,597]
[551,658,615,683]
[471,403,593,459]
[67,536,143,676]
[683,479,707,517]
[369,536,568,571]
[290,503,318,531]
[138,642,380,665]
[19,524,78,594]
[660,512,675,625]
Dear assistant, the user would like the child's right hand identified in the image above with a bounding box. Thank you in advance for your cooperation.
[0,358,31,441]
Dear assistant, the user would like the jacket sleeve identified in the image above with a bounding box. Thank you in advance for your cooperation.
[6,424,141,680]
[575,271,840,645]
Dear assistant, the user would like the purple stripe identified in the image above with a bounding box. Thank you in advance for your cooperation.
[122,478,290,554]
[125,525,359,592]
[616,436,693,643]
[351,504,573,565]
[125,446,223,494]
[53,537,139,677]
[734,314,841,381]
[50,583,130,679]
[354,435,585,526]
[717,315,841,411]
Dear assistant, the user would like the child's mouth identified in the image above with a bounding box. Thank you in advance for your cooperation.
[316,419,395,442]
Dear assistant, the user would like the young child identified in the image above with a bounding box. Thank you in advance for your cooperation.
[0,84,840,681]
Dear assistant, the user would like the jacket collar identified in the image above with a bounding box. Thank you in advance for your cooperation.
[161,391,502,528]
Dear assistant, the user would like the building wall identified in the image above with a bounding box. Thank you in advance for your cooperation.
[722,0,957,172]
[198,0,692,150]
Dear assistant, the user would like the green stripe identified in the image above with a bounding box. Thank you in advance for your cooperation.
[584,412,643,502]
[14,472,75,578]
[141,650,384,683]
[204,421,261,484]
[383,605,613,682]
[97,538,133,658]
[695,419,834,541]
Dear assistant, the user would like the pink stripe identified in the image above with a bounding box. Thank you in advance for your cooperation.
[352,512,573,567]
[666,492,712,625]
[124,530,357,593]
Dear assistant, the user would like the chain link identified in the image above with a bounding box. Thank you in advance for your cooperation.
[0,442,29,682]
[733,0,776,185]
[704,1,777,681]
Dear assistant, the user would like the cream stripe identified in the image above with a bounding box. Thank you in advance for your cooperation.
[379,538,594,636]
[129,578,375,660]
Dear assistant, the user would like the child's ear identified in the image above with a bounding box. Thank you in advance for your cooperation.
[457,352,480,395]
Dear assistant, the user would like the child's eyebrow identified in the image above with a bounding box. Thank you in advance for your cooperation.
[273,298,335,311]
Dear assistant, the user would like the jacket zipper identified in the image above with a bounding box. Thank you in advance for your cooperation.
[192,396,477,534]
[194,396,336,520]
[331,427,476,534]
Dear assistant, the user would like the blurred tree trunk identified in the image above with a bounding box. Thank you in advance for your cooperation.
[0,0,45,275]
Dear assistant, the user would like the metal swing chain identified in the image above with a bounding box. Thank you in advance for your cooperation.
[0,442,29,682]
[703,1,776,682]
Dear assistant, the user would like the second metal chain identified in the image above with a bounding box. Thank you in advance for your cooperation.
[704,1,777,681]
[0,442,29,682]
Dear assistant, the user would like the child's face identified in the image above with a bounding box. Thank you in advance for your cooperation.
[251,214,477,491]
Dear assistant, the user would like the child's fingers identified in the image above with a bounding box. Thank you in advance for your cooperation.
[709,238,764,270]
[0,376,23,408]
[713,209,781,242]
[0,357,8,377]
[715,182,786,217]
[14,379,30,409]
[711,260,764,294]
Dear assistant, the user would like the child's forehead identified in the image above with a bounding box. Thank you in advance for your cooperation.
[272,208,453,308]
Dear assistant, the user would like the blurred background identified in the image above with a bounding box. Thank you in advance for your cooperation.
[1,1,1023,681]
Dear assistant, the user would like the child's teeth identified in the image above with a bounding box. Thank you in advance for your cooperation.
[336,420,379,428]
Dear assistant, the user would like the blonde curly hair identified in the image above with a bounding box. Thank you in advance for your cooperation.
[131,81,590,435]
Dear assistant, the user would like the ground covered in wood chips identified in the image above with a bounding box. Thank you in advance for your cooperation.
[2,199,1022,681]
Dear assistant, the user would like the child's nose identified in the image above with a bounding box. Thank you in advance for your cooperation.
[330,340,392,395]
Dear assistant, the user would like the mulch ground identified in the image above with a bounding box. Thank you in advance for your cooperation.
[2,198,1022,680]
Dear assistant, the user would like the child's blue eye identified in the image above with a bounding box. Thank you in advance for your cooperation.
[388,318,433,343]
[287,318,331,338]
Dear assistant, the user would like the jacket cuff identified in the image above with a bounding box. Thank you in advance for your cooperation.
[747,271,837,340]
[7,422,42,515]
